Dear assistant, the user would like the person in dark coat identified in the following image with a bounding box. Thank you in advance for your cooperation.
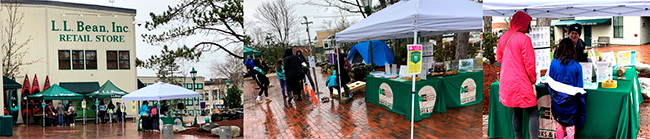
[296,50,316,92]
[334,51,352,97]
[555,23,588,62]
[283,48,305,103]
[252,59,271,103]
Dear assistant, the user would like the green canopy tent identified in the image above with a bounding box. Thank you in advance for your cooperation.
[26,84,84,126]
[3,76,21,89]
[244,45,262,58]
[85,80,128,124]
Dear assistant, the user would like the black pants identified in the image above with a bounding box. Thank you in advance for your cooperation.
[99,111,106,123]
[68,114,75,124]
[513,106,539,139]
[286,77,303,100]
[257,83,269,97]
[302,67,315,90]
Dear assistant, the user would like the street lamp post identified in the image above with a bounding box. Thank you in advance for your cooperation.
[225,80,230,111]
[190,68,198,125]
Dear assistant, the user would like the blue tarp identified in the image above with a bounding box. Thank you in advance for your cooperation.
[347,40,394,66]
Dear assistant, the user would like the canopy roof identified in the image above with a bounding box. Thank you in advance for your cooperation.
[483,0,650,17]
[551,18,612,26]
[121,82,200,101]
[85,80,128,99]
[3,76,21,89]
[335,0,482,43]
[60,82,100,94]
[27,84,84,100]
[244,45,261,56]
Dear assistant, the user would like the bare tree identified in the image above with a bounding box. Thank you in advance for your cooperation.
[2,1,38,78]
[454,32,470,60]
[210,48,244,87]
[255,0,301,48]
[303,0,400,18]
[536,18,552,27]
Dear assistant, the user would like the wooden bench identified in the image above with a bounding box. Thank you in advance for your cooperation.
[593,36,610,47]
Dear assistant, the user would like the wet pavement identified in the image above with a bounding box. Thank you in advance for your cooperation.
[2,116,213,139]
[243,67,482,138]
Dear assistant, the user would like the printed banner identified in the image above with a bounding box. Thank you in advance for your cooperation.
[407,45,422,74]
[418,86,437,115]
[460,78,477,105]
[379,83,394,109]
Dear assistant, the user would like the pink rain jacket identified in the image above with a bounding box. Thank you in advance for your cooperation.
[497,11,537,108]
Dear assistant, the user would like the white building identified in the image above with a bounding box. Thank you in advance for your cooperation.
[137,76,207,116]
[552,16,650,46]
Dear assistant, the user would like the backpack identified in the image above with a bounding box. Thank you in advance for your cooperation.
[344,58,352,72]
[151,107,157,115]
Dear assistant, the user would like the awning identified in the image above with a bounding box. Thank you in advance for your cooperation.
[86,80,128,99]
[552,18,612,26]
[137,79,146,89]
[483,0,650,18]
[3,76,21,89]
[27,84,84,100]
[244,45,261,56]
[60,82,100,94]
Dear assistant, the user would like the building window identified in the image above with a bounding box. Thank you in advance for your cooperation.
[85,50,97,69]
[194,83,203,89]
[185,83,192,89]
[58,50,70,69]
[72,50,84,69]
[106,51,118,69]
[119,51,130,69]
[613,16,624,38]
[185,98,193,106]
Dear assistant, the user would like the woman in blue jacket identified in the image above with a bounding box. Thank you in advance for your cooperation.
[546,38,587,139]
[140,101,151,131]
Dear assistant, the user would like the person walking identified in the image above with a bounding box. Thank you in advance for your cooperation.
[275,59,288,105]
[326,70,340,98]
[140,101,151,131]
[56,102,65,126]
[496,11,539,139]
[46,101,55,126]
[252,59,271,103]
[296,50,315,92]
[547,38,587,139]
[98,100,107,123]
[335,51,352,98]
[283,48,305,104]
[68,103,76,126]
[107,100,115,123]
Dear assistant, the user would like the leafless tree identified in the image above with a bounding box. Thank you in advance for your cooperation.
[319,9,357,32]
[1,1,38,78]
[254,0,301,48]
[210,48,244,87]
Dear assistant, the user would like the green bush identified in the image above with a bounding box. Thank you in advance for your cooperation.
[227,86,243,108]
[482,32,498,63]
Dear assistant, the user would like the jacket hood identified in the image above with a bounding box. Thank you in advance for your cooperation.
[332,70,337,75]
[510,11,532,33]
[283,48,293,58]
[253,59,261,67]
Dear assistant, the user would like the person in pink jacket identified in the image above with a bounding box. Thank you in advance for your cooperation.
[496,11,539,139]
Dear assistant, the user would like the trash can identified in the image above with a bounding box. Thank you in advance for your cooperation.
[0,115,13,136]
[204,117,210,124]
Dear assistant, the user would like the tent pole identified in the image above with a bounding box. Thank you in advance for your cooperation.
[411,31,417,139]
[26,100,28,125]
[370,40,374,71]
[83,99,86,125]
[336,43,343,100]
[43,99,45,127]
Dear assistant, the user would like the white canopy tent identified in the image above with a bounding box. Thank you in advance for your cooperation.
[332,0,482,139]
[334,0,483,43]
[122,82,200,101]
[483,0,650,17]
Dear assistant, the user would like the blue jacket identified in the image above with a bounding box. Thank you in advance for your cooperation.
[245,59,255,70]
[275,65,285,80]
[547,58,587,127]
[140,105,149,116]
[325,70,338,87]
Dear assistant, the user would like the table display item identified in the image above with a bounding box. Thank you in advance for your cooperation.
[528,27,551,49]
[459,59,473,72]
[616,66,627,76]
[404,76,421,81]
[580,62,593,83]
[617,51,635,65]
[602,80,617,88]
[596,61,613,82]
[473,58,483,71]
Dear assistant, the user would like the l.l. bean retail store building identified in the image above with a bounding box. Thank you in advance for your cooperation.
[0,1,139,123]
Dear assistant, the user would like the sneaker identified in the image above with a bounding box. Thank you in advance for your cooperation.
[256,99,263,103]
[265,98,272,101]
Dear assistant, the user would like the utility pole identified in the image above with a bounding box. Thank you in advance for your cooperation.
[302,16,323,98]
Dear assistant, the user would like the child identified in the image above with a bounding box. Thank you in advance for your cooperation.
[275,59,288,103]
[253,59,271,103]
[546,38,587,139]
[325,70,340,98]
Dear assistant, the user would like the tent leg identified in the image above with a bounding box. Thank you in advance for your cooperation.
[336,43,343,101]
[410,30,418,139]
[83,99,86,125]
[26,101,28,125]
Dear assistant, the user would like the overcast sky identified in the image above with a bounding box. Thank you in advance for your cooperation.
[244,0,364,44]
[57,0,238,80]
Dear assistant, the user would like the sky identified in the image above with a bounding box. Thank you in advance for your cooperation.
[57,0,239,80]
[244,0,364,45]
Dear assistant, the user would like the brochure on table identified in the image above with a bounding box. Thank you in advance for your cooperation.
[617,51,636,65]
[596,61,613,83]
[421,42,434,80]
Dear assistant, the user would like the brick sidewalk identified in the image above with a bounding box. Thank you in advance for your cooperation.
[243,67,482,138]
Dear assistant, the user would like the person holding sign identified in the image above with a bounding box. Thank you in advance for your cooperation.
[496,11,539,139]
[547,38,587,139]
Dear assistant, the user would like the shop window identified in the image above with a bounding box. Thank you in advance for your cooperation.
[85,50,97,69]
[185,83,192,89]
[194,83,203,89]
[58,50,70,69]
[106,51,118,69]
[72,50,84,69]
[185,98,193,106]
[613,16,624,38]
[119,51,130,69]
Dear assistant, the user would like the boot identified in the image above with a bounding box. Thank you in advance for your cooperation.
[565,126,575,139]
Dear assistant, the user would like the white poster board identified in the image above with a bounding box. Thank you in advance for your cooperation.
[579,62,592,83]
[529,27,551,48]
[309,56,316,68]
[617,51,636,65]
[601,51,616,66]
[459,59,474,71]
[596,61,613,82]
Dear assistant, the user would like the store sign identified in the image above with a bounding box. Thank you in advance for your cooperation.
[51,20,129,42]
[418,86,437,115]
[407,44,422,74]
[460,78,477,105]
[378,83,394,109]
[538,95,556,138]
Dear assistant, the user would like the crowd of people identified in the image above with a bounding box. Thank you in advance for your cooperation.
[139,100,169,132]
[497,11,588,139]
[246,48,352,107]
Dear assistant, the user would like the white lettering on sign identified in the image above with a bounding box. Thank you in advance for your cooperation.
[418,86,437,115]
[379,83,394,109]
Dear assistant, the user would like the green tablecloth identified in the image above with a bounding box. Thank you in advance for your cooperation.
[488,80,640,139]
[364,71,483,122]
[365,76,446,122]
[436,71,484,108]
[615,65,644,106]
